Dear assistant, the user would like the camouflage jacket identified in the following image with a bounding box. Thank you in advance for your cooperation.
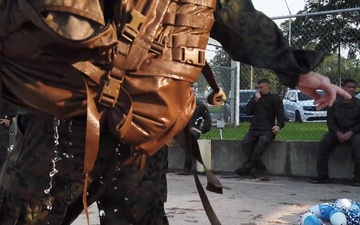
[211,0,324,88]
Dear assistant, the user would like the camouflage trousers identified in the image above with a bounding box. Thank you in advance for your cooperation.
[0,114,168,225]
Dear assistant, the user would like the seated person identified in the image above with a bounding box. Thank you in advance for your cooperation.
[311,78,360,186]
[235,78,285,178]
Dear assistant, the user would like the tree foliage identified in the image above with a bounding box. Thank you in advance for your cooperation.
[284,0,360,58]
[279,0,360,83]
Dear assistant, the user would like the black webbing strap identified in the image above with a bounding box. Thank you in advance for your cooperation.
[176,125,222,225]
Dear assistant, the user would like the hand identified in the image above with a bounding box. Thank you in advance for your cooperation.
[190,127,202,139]
[336,131,345,142]
[272,126,280,134]
[255,92,261,101]
[207,89,226,106]
[342,131,354,142]
[296,72,351,110]
[0,119,11,127]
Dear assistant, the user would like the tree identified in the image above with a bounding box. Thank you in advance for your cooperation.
[280,0,360,82]
[285,0,360,57]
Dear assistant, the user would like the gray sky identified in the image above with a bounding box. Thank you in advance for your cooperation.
[252,0,306,17]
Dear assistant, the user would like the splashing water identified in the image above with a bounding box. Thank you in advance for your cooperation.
[44,119,62,203]
[99,209,106,217]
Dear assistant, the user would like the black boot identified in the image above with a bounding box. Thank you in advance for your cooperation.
[235,167,252,176]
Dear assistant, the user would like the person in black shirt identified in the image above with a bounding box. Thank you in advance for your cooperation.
[311,78,360,186]
[235,78,285,177]
[179,85,212,175]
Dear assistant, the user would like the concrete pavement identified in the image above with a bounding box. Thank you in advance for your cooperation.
[73,173,360,225]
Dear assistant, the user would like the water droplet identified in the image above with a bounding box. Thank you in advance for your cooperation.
[44,188,51,195]
[49,169,58,177]
[99,210,106,217]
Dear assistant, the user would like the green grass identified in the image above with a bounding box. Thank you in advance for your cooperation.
[207,105,225,113]
[201,122,328,141]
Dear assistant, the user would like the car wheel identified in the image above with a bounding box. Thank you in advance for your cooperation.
[285,115,289,122]
[295,110,303,123]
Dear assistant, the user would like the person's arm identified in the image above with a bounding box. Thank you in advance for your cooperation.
[199,104,212,134]
[211,0,351,108]
[326,104,339,134]
[245,96,257,115]
[275,96,285,129]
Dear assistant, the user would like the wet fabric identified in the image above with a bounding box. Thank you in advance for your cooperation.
[0,114,168,225]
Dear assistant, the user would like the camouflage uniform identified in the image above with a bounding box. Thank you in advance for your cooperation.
[0,114,168,225]
[317,97,360,182]
[240,93,285,174]
[0,0,329,224]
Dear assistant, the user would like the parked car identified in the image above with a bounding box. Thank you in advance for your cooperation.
[224,89,257,122]
[283,89,327,122]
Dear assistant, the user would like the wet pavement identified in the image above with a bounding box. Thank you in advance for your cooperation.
[73,173,360,225]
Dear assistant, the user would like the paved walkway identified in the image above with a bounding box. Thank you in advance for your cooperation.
[73,173,360,225]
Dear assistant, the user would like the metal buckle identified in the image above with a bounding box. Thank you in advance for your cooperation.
[121,9,146,42]
[149,33,168,55]
[98,75,124,107]
[179,47,205,66]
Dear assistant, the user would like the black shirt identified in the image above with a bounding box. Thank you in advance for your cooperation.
[246,93,285,132]
[327,97,360,133]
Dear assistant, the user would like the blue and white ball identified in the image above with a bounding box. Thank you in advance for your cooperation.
[299,212,321,225]
[308,203,334,220]
[335,198,352,210]
[329,209,347,225]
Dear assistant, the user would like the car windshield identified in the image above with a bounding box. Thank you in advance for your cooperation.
[298,90,324,101]
[240,91,256,102]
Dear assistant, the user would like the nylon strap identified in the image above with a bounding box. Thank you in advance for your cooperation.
[202,61,220,93]
[175,125,223,225]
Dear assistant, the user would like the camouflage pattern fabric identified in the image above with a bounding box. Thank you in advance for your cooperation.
[0,114,168,225]
[211,0,325,88]
[97,145,169,225]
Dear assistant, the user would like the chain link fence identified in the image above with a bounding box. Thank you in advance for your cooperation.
[202,8,360,140]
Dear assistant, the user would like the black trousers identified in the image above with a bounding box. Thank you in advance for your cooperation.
[241,130,274,170]
[317,132,360,179]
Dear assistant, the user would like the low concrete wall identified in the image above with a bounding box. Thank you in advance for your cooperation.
[168,140,354,179]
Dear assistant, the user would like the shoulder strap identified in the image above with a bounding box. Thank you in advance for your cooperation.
[175,125,223,225]
[202,61,227,105]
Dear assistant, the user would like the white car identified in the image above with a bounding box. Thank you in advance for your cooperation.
[356,92,360,99]
[283,89,327,122]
